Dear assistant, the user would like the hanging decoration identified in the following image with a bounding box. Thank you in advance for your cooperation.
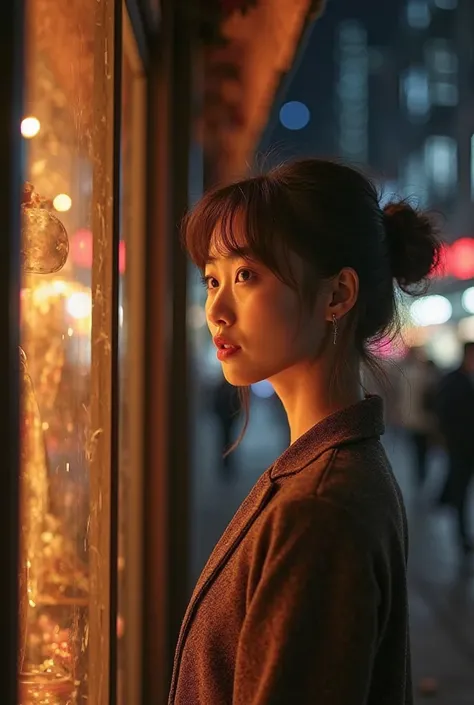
[21,182,69,275]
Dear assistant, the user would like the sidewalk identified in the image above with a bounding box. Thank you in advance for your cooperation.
[384,430,474,704]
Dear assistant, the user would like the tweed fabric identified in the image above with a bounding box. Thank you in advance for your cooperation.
[169,396,412,704]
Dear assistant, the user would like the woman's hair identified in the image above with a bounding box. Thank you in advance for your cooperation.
[182,158,442,452]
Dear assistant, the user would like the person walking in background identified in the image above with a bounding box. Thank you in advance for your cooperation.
[436,341,474,557]
[399,347,440,489]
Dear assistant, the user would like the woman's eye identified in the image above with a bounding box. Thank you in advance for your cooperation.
[201,274,218,289]
[236,268,254,283]
[201,269,254,289]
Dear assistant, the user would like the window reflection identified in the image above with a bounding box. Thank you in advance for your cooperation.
[19,1,104,702]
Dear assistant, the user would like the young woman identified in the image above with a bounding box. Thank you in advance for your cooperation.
[168,158,441,705]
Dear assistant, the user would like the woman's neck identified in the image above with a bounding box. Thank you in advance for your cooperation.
[270,359,363,445]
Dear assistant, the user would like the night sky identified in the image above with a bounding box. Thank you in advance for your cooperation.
[264,0,404,160]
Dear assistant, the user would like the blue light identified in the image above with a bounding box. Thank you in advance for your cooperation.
[279,101,310,131]
[250,380,275,399]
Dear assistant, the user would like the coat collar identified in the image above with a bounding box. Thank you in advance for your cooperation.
[270,395,385,480]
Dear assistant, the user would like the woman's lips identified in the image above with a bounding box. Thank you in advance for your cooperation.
[216,345,241,361]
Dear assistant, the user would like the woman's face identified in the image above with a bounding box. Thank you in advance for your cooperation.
[203,245,328,387]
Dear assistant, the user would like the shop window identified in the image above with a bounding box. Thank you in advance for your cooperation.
[18,0,120,702]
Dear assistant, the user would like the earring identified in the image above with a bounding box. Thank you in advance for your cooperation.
[332,314,338,346]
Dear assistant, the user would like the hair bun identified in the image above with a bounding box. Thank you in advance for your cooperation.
[383,200,441,291]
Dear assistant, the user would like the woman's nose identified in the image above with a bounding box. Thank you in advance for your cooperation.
[206,289,236,328]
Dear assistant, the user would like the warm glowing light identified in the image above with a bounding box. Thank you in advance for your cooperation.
[21,116,41,138]
[66,291,91,320]
[32,282,64,304]
[429,328,461,369]
[52,279,69,294]
[67,327,74,337]
[53,193,72,212]
[458,316,474,341]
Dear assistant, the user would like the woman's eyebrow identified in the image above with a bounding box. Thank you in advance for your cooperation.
[206,248,254,265]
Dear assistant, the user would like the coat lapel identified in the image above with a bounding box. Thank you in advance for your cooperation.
[193,471,274,598]
[169,470,274,702]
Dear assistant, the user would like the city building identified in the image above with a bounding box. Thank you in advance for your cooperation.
[396,0,474,238]
[392,0,474,367]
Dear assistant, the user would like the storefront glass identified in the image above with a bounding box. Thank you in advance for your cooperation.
[18,1,118,702]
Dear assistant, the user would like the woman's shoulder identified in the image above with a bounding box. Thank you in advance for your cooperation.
[266,440,401,548]
[253,485,385,578]
[276,436,392,499]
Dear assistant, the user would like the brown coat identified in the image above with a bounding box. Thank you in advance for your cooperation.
[169,396,412,704]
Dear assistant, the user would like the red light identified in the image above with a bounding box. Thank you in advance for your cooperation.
[71,229,92,269]
[71,229,126,274]
[119,241,126,274]
[446,238,474,280]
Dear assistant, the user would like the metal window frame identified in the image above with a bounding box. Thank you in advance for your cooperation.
[119,5,148,703]
[88,0,122,702]
[0,2,24,703]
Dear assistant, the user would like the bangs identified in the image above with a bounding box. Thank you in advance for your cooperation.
[182,176,297,285]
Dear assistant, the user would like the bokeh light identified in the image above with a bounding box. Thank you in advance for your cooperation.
[279,101,311,130]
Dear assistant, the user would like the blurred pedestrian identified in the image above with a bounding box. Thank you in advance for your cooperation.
[399,347,440,488]
[436,341,474,556]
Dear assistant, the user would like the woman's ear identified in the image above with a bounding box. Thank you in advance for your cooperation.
[325,267,359,321]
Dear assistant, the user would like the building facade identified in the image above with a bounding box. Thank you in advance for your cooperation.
[396,0,474,237]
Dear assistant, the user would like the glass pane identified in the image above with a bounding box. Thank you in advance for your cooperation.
[117,10,147,705]
[18,1,113,703]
